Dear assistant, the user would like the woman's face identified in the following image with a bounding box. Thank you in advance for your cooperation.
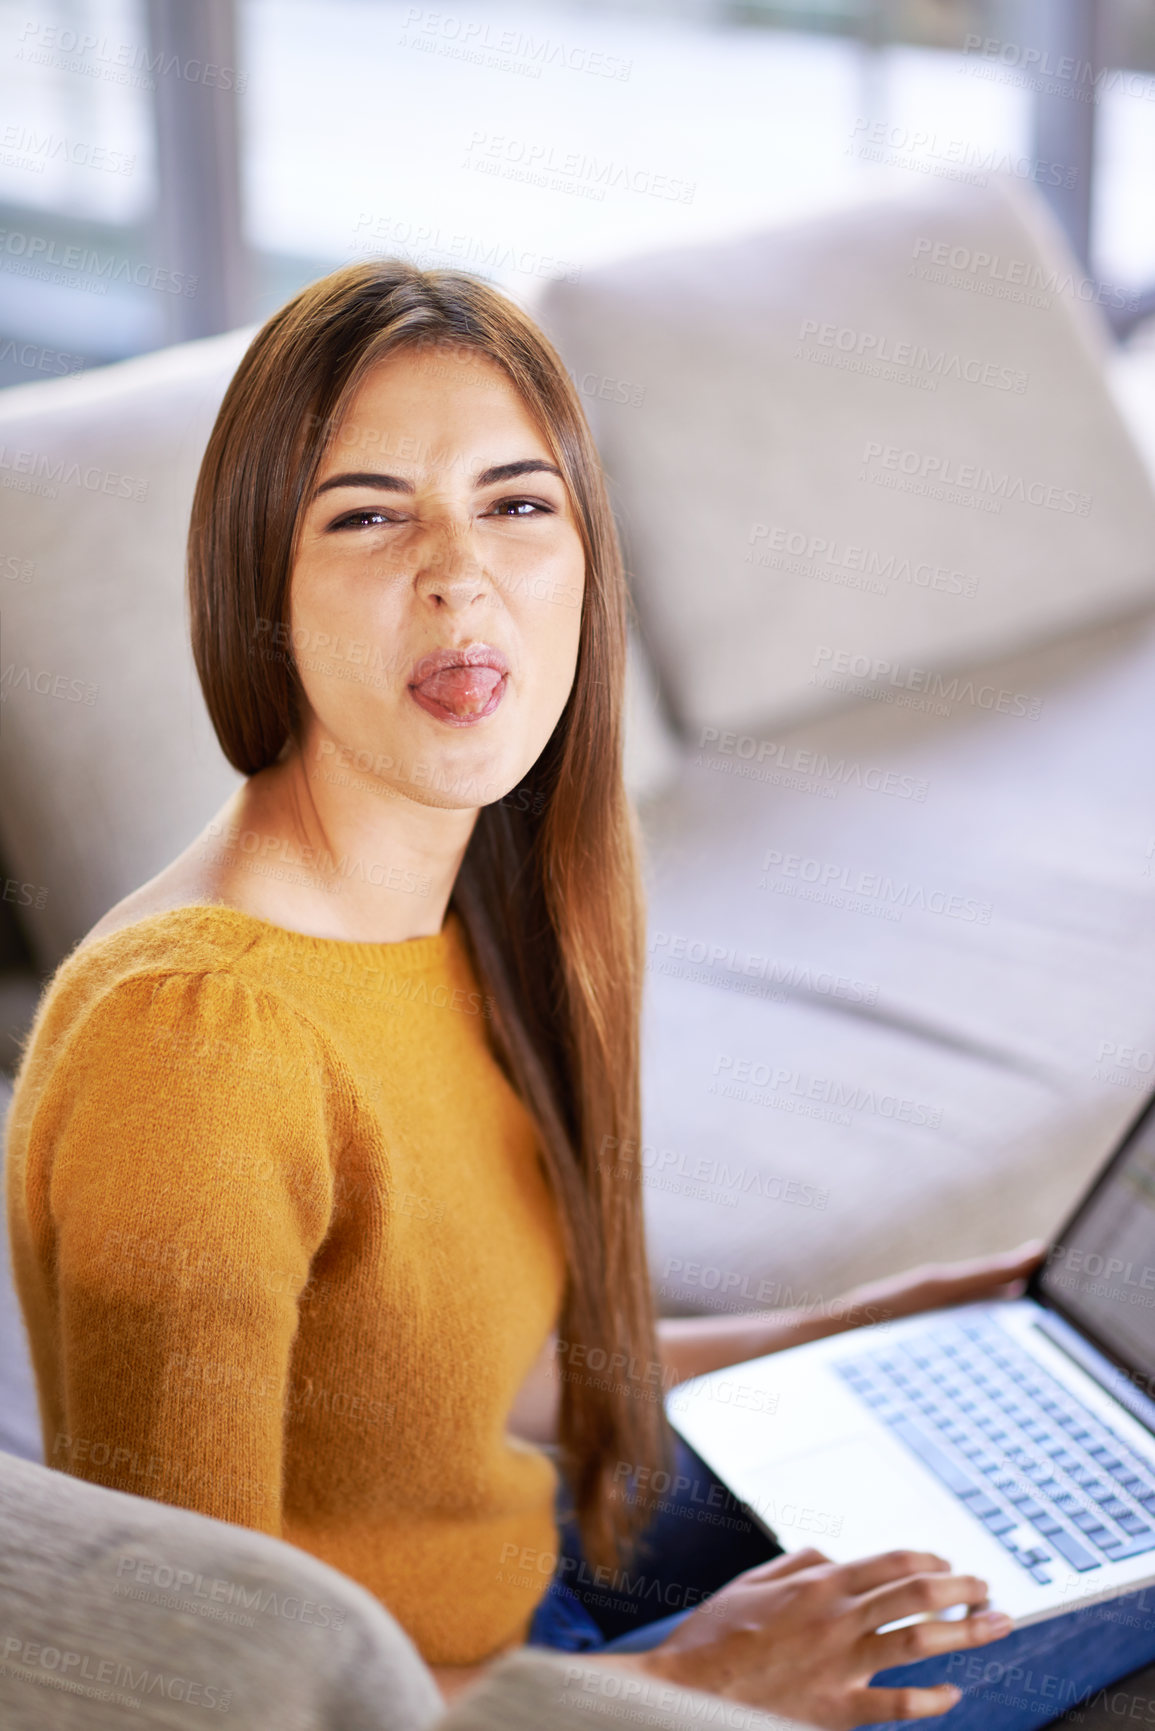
[289,342,586,810]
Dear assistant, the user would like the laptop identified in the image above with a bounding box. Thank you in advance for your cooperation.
[666,1089,1155,1627]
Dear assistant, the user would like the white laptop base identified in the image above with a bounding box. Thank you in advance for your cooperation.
[667,1299,1155,1629]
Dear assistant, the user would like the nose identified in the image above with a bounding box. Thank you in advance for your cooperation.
[414,521,493,611]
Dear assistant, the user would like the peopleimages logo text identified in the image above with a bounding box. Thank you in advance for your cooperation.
[798,318,1026,392]
[860,441,1092,515]
[811,647,1043,718]
[848,118,1077,188]
[0,229,196,295]
[747,523,978,597]
[911,236,1136,312]
[961,34,1155,105]
[400,8,632,79]
[16,21,247,90]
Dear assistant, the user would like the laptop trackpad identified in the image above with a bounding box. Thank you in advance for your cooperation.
[744,1429,986,1572]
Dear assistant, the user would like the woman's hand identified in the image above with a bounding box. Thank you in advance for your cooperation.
[630,1545,1013,1727]
[659,1240,1048,1385]
[820,1240,1047,1339]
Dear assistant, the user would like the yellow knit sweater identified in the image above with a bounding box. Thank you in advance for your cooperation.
[4,903,569,1666]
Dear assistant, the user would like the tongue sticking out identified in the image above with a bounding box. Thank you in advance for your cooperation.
[415,665,504,717]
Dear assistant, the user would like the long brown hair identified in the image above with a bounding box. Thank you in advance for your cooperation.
[187,259,672,1568]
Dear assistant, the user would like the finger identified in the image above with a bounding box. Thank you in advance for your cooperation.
[987,1276,1030,1302]
[986,1238,1047,1267]
[847,1683,963,1723]
[904,1268,1030,1312]
[740,1545,833,1582]
[866,1606,1014,1668]
[841,1550,953,1594]
[855,1571,991,1634]
[934,1242,1048,1289]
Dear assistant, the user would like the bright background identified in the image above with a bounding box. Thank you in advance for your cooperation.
[1,0,1154,383]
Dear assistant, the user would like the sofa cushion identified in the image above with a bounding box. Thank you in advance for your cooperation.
[538,175,1155,738]
[636,591,1155,1319]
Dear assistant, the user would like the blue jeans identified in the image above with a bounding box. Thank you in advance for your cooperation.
[526,1435,1155,1728]
[527,1431,784,1653]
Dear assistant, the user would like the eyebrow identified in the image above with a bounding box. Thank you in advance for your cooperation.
[312,458,564,499]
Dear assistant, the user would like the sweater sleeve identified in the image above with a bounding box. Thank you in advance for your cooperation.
[27,968,339,1536]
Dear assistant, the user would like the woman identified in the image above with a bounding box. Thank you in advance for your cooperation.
[6,261,1152,1728]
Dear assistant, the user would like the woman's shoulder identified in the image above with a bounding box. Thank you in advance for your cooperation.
[8,923,343,1164]
[8,900,347,1204]
[71,783,304,965]
[74,841,244,957]
[16,872,324,1099]
[5,823,352,1160]
[67,889,260,995]
[66,824,309,983]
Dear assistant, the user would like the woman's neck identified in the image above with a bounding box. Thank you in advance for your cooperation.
[202,742,478,944]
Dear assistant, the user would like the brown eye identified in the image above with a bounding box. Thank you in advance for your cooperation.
[328,508,395,531]
[486,498,553,518]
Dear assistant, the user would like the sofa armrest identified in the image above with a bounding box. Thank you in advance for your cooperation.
[438,1648,808,1731]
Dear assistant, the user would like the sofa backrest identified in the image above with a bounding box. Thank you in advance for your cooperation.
[0,328,254,972]
[538,175,1155,738]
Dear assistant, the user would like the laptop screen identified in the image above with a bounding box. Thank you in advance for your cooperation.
[1037,1096,1155,1390]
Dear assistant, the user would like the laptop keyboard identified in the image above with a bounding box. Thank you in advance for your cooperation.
[833,1314,1155,1586]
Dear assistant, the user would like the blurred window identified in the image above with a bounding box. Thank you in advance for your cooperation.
[0,0,1152,384]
